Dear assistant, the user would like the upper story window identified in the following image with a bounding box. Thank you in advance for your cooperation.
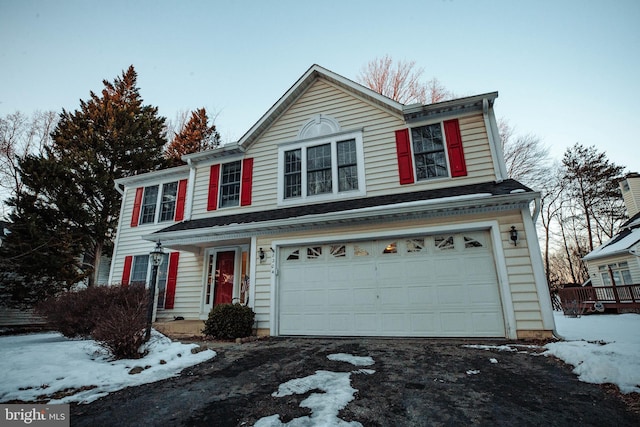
[159,182,178,221]
[132,178,187,227]
[139,182,179,225]
[220,161,242,208]
[140,186,159,224]
[395,118,467,185]
[411,123,447,180]
[207,158,253,211]
[278,131,365,204]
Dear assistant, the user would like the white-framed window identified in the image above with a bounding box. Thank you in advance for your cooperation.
[599,262,633,286]
[411,123,448,181]
[277,130,365,204]
[128,254,170,307]
[139,181,179,224]
[130,255,150,285]
[220,160,242,208]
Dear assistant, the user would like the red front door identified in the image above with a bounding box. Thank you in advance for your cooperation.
[213,251,235,305]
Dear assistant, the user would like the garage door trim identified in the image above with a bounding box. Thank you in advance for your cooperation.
[270,220,516,339]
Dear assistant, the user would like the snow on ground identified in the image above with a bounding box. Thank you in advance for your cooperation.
[545,311,640,394]
[0,310,638,417]
[0,330,215,404]
[255,353,375,427]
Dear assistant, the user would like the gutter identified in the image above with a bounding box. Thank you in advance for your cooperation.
[114,182,124,196]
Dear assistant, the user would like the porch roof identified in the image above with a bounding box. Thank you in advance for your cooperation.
[146,180,534,247]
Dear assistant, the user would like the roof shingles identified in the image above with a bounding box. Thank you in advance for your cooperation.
[154,179,533,235]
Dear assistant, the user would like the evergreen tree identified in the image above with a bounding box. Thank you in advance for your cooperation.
[2,66,167,299]
[165,107,220,165]
[561,143,626,253]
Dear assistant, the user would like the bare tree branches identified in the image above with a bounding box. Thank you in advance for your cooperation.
[357,55,452,104]
[499,119,551,189]
[0,111,57,216]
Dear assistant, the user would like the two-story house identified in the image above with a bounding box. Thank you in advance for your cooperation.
[109,65,555,339]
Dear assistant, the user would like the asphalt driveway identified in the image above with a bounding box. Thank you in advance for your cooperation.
[70,337,640,426]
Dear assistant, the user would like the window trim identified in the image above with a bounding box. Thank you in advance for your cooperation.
[408,121,451,182]
[219,160,242,209]
[137,179,181,225]
[277,130,366,205]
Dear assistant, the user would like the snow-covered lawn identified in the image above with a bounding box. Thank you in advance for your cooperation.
[545,311,640,394]
[0,311,638,413]
[0,330,215,404]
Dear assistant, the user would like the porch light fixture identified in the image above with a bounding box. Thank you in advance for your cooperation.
[510,226,518,246]
[259,247,265,262]
[146,241,165,341]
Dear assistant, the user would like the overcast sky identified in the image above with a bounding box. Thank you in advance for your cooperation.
[1,0,638,173]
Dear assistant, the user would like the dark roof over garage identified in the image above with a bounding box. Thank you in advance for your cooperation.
[154,179,533,235]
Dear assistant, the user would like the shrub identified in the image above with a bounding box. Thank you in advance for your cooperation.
[91,285,148,359]
[202,303,255,339]
[36,284,150,359]
[35,286,113,338]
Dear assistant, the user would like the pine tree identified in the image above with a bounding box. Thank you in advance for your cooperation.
[2,66,168,298]
[165,107,220,165]
[561,143,626,253]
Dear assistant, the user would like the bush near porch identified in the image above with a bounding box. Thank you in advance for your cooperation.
[202,303,255,339]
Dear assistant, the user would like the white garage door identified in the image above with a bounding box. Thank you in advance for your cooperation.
[277,231,505,337]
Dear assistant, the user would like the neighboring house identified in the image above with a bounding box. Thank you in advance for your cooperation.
[583,173,640,287]
[109,64,555,339]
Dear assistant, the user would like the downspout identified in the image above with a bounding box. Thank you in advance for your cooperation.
[185,158,197,221]
[483,99,506,182]
[108,182,127,284]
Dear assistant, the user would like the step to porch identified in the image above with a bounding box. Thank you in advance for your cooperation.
[154,320,205,339]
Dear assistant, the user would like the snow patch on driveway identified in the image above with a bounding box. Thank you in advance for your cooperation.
[254,353,376,427]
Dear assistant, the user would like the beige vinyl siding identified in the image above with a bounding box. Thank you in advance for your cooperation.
[497,214,544,331]
[251,208,544,335]
[188,81,501,222]
[155,254,204,321]
[458,114,496,181]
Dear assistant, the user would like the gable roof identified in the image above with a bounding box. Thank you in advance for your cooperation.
[583,211,640,261]
[237,64,405,150]
[147,179,535,244]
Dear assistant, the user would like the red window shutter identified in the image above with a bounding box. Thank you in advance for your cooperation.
[240,157,254,206]
[121,256,133,287]
[130,187,144,227]
[164,252,180,309]
[174,179,188,221]
[395,129,415,185]
[207,164,220,211]
[443,119,467,177]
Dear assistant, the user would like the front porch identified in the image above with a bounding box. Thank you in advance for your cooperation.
[559,284,640,315]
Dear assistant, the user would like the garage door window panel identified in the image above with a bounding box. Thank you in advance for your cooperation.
[435,235,455,251]
[406,239,425,253]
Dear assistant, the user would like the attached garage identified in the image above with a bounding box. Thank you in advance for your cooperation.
[277,231,506,337]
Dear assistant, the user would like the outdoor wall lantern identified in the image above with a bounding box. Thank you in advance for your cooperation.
[259,247,265,262]
[510,226,519,246]
[146,241,165,341]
